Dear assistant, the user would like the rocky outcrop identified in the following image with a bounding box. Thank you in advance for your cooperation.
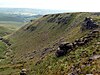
[81,17,99,30]
[2,39,11,46]
[20,69,27,75]
[55,29,99,57]
[25,25,37,32]
[0,37,11,46]
[47,13,71,25]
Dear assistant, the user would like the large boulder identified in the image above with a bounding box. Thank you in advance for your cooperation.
[55,42,74,57]
[20,69,27,75]
[59,42,73,51]
[81,17,98,30]
[59,42,70,51]
[55,49,66,57]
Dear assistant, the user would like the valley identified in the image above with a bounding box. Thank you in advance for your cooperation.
[0,12,99,75]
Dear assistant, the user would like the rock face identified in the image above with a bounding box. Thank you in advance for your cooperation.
[55,42,74,57]
[47,13,71,25]
[25,25,37,32]
[81,17,98,30]
[0,37,11,46]
[55,29,99,57]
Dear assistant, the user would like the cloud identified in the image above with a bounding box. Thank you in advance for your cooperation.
[0,0,100,12]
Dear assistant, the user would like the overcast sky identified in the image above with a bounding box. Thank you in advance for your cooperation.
[0,0,100,12]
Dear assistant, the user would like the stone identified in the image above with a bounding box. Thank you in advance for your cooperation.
[89,55,100,60]
[20,69,27,75]
[82,17,98,30]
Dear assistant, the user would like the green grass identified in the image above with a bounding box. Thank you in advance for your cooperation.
[0,41,7,59]
[0,12,99,75]
[0,21,25,38]
[30,38,100,75]
[8,12,98,62]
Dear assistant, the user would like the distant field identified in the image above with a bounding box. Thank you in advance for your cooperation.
[0,13,25,22]
[0,21,26,37]
[0,10,42,31]
[0,21,25,30]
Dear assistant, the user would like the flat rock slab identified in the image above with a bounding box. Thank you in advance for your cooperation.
[86,74,93,75]
[89,55,100,60]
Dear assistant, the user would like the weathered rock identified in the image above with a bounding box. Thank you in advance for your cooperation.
[82,17,98,30]
[59,42,70,50]
[95,42,100,45]
[2,39,11,46]
[55,23,99,57]
[55,42,74,57]
[47,14,71,25]
[91,30,99,38]
[55,49,65,57]
[86,74,93,75]
[0,37,3,40]
[72,42,76,48]
[20,69,27,75]
[43,15,48,17]
[89,55,100,60]
[30,20,33,22]
[75,39,84,46]
[27,26,37,32]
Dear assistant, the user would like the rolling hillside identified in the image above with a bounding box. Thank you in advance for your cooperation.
[9,12,93,62]
[0,12,100,75]
[0,26,14,37]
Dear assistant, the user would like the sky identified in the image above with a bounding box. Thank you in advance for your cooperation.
[0,0,100,12]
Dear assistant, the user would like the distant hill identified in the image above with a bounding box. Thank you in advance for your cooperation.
[0,8,67,15]
[9,13,92,61]
[0,13,25,22]
[0,12,42,22]
[0,8,67,22]
[0,8,67,31]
